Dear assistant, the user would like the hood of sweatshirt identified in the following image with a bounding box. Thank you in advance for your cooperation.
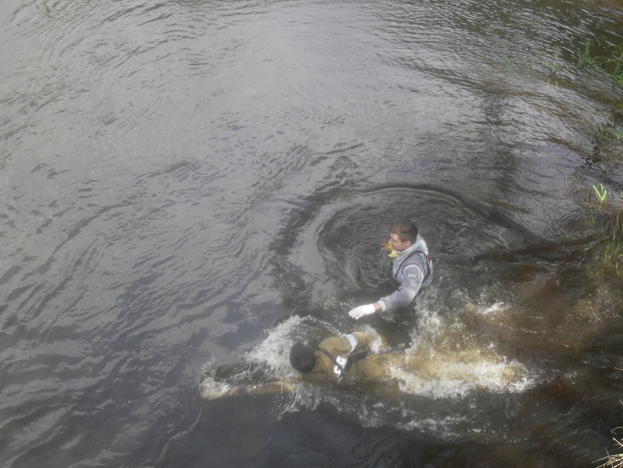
[392,235,428,277]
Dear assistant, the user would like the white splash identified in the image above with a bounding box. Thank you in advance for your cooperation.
[203,304,537,403]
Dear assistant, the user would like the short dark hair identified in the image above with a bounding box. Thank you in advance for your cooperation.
[390,218,418,244]
[289,342,316,373]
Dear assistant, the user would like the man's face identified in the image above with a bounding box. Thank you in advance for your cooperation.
[389,232,412,252]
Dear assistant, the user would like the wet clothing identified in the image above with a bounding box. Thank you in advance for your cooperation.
[379,236,432,313]
[303,332,386,383]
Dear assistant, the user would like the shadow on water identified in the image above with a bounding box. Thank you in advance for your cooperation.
[268,182,544,322]
[165,391,622,467]
[162,395,452,468]
[270,182,541,292]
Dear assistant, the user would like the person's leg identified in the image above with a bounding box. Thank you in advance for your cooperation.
[371,312,413,348]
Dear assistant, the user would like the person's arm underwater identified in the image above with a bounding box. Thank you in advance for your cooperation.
[202,380,296,400]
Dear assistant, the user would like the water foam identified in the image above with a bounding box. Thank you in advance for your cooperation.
[389,304,535,398]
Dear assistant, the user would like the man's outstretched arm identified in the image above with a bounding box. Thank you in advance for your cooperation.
[348,265,424,319]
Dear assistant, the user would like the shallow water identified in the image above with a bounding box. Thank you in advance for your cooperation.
[1,0,623,466]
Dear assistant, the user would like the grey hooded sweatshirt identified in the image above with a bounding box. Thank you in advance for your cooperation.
[378,236,432,313]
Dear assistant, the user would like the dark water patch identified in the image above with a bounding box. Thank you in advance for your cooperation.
[311,184,542,294]
[0,265,22,286]
[171,387,613,467]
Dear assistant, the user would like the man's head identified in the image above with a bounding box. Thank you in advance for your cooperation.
[389,218,418,251]
[289,342,317,373]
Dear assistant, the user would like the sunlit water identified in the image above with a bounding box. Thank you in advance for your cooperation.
[1,0,623,466]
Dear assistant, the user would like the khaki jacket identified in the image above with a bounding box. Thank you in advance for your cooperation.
[303,332,386,383]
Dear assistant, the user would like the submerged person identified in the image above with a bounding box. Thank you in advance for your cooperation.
[203,322,531,400]
[203,331,402,399]
[348,218,433,321]
[289,331,405,383]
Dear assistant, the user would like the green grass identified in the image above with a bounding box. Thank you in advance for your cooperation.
[579,41,597,67]
[588,185,623,277]
[594,183,608,207]
[541,51,561,74]
[578,41,623,87]
[608,127,623,141]
[581,41,623,162]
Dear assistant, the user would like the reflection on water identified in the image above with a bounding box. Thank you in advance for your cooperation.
[1,0,623,466]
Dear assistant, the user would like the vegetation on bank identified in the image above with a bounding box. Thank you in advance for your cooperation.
[581,41,623,278]
[589,187,623,467]
[578,41,623,87]
[596,434,623,468]
[576,41,623,164]
[587,184,623,278]
[580,43,623,466]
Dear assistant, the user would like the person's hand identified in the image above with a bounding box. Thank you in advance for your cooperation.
[348,304,376,320]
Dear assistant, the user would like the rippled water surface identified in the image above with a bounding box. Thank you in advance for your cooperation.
[2,0,623,466]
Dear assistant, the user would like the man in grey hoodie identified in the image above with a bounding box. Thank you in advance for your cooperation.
[348,219,433,320]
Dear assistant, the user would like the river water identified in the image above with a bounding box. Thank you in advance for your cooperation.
[2,0,623,466]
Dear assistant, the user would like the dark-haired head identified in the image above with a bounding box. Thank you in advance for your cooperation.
[390,218,418,244]
[289,342,316,373]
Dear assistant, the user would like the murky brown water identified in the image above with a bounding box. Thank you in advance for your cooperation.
[1,0,623,466]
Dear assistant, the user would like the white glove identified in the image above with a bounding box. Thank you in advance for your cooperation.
[348,304,376,320]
